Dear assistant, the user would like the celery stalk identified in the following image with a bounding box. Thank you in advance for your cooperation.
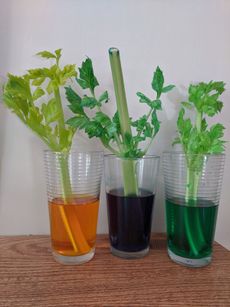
[109,48,138,196]
[53,86,90,252]
[184,111,205,255]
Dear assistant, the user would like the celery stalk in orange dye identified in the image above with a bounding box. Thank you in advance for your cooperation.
[49,196,99,256]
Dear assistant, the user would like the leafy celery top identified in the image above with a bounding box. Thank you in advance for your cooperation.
[66,48,174,195]
[173,81,225,202]
[2,49,94,253]
[3,49,77,199]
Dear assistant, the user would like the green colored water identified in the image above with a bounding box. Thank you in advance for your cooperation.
[166,198,218,259]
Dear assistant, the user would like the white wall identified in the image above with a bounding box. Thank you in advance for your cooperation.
[0,0,229,249]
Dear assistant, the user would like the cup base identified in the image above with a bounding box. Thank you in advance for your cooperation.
[52,248,95,265]
[111,246,149,259]
[168,248,212,268]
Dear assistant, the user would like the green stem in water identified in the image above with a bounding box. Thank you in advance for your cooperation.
[121,159,138,196]
[184,111,206,255]
[58,154,72,200]
[53,85,73,201]
[185,111,203,201]
[109,47,138,196]
[53,85,90,253]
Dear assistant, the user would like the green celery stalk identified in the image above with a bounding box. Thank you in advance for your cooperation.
[3,49,90,253]
[53,85,73,200]
[109,48,138,196]
[184,110,206,255]
[52,83,90,253]
[185,111,202,202]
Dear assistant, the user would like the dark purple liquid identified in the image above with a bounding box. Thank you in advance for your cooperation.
[106,189,155,252]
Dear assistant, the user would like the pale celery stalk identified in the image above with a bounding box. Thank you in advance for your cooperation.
[184,110,205,255]
[185,111,203,202]
[53,86,90,253]
[53,86,73,200]
[109,48,138,196]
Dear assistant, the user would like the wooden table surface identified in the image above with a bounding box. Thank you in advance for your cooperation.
[0,234,229,306]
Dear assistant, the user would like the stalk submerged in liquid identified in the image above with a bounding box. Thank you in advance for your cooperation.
[166,198,218,259]
[49,196,99,256]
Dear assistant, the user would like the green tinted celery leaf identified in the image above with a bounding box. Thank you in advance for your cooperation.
[90,112,117,140]
[136,92,162,110]
[67,58,111,142]
[150,99,162,110]
[162,84,175,93]
[81,96,101,109]
[33,88,45,101]
[46,80,54,95]
[106,122,117,138]
[85,121,104,138]
[132,135,146,143]
[180,121,225,155]
[151,111,160,136]
[66,116,89,129]
[201,118,208,131]
[152,66,164,98]
[4,75,47,131]
[136,92,152,105]
[59,64,77,84]
[186,128,207,154]
[41,98,60,124]
[209,123,225,140]
[5,74,32,100]
[55,49,62,62]
[3,92,28,120]
[29,64,76,88]
[3,49,79,152]
[112,111,121,135]
[76,58,99,92]
[59,128,73,151]
[65,86,81,104]
[93,111,121,142]
[144,122,153,137]
[131,115,147,132]
[32,77,46,86]
[26,106,47,137]
[36,50,56,59]
[132,115,154,144]
[65,87,85,115]
[98,91,109,103]
[176,108,192,152]
[135,69,174,153]
[94,111,111,127]
[28,68,51,80]
[120,132,143,158]
[123,133,135,157]
[3,75,32,119]
[177,81,226,155]
[36,49,62,65]
[188,81,225,116]
[208,123,225,153]
[125,149,143,158]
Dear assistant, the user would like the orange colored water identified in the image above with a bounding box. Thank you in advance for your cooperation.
[49,196,99,256]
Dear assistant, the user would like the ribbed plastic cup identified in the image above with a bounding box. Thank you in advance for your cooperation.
[104,154,159,259]
[163,152,225,267]
[44,151,103,265]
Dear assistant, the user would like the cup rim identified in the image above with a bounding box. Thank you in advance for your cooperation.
[104,154,160,160]
[44,149,104,155]
[163,151,225,157]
